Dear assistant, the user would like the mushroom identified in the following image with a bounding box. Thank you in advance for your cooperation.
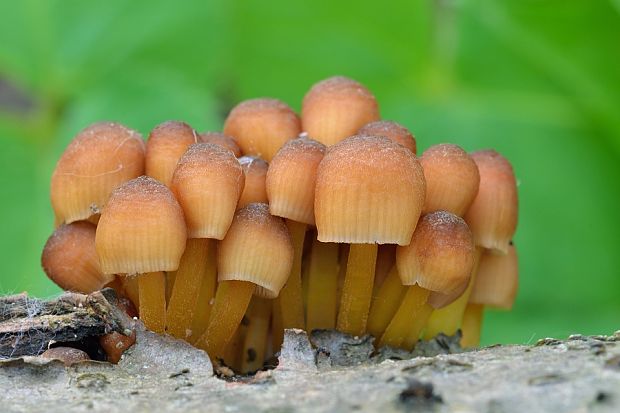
[378,211,475,349]
[166,143,245,340]
[266,136,326,332]
[314,135,425,336]
[145,120,199,187]
[461,243,519,347]
[194,203,293,360]
[425,150,518,339]
[41,221,115,293]
[95,176,187,333]
[223,98,301,162]
[238,156,269,209]
[199,131,242,157]
[301,76,380,146]
[50,122,145,225]
[358,120,417,154]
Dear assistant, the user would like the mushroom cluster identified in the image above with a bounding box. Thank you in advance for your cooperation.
[42,76,519,372]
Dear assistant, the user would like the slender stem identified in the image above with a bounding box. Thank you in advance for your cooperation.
[166,238,211,340]
[461,303,484,348]
[336,243,378,336]
[165,271,176,305]
[423,247,483,339]
[271,298,284,352]
[189,240,218,343]
[240,297,272,373]
[306,239,340,332]
[278,220,306,329]
[367,265,407,339]
[378,285,430,349]
[195,280,255,360]
[138,272,166,334]
[402,302,434,350]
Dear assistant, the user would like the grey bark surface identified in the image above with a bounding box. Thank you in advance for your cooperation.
[0,292,618,412]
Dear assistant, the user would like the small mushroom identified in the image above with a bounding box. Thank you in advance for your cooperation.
[51,122,144,225]
[96,176,187,334]
[41,221,115,293]
[194,203,293,360]
[358,120,416,154]
[223,98,301,162]
[301,76,380,146]
[314,135,425,336]
[199,131,242,157]
[167,143,245,340]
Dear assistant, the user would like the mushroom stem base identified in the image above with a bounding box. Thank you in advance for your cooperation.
[240,297,272,373]
[138,272,167,334]
[278,220,306,330]
[461,303,484,347]
[367,265,406,339]
[378,285,430,349]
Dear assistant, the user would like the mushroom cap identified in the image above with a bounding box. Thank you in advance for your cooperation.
[420,144,480,216]
[217,203,294,299]
[237,156,269,209]
[223,98,301,162]
[396,211,475,294]
[302,76,380,146]
[470,243,519,309]
[314,135,425,245]
[358,120,416,154]
[266,136,326,225]
[171,143,245,239]
[145,121,199,187]
[464,150,518,254]
[199,131,242,157]
[41,221,114,293]
[50,122,145,225]
[96,176,187,275]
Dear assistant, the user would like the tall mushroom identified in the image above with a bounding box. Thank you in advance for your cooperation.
[223,98,301,162]
[51,122,145,225]
[194,203,293,360]
[302,77,380,147]
[96,176,187,333]
[166,143,245,340]
[314,135,425,336]
[266,136,326,332]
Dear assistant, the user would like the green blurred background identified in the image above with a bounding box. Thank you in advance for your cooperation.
[0,0,618,345]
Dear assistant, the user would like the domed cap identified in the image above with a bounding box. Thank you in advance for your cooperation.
[145,121,198,187]
[302,76,380,146]
[51,122,145,225]
[358,120,416,154]
[96,176,187,275]
[223,98,301,162]
[199,131,242,157]
[314,135,425,245]
[41,221,114,293]
[266,136,326,225]
[171,143,245,239]
[420,144,480,216]
[396,211,475,294]
[464,150,518,254]
[218,203,294,299]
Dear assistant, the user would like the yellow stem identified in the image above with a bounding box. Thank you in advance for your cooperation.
[337,243,378,336]
[306,239,340,332]
[367,265,407,339]
[121,276,139,309]
[138,272,166,334]
[195,280,255,360]
[271,298,284,352]
[402,302,434,350]
[166,238,211,340]
[278,220,306,329]
[223,317,249,371]
[423,247,483,339]
[165,271,176,306]
[240,297,272,373]
[461,303,484,348]
[336,245,349,315]
[378,285,430,349]
[189,241,218,344]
